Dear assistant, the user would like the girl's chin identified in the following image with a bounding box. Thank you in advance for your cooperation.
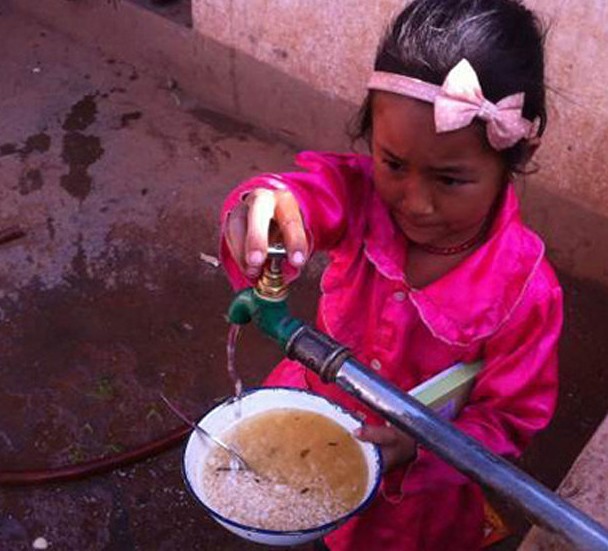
[404,227,483,249]
[397,219,478,248]
[400,226,444,246]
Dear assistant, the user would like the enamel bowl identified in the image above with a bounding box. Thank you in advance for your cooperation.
[183,387,382,546]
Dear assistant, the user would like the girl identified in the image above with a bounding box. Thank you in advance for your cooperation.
[220,0,562,549]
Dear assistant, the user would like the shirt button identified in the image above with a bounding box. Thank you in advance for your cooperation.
[370,359,382,371]
[393,291,406,302]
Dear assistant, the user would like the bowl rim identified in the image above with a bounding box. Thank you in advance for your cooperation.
[182,386,383,537]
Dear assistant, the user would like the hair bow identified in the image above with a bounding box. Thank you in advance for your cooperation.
[435,59,533,150]
[367,58,536,151]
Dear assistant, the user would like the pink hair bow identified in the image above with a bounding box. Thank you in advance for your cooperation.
[435,59,533,150]
[368,58,536,151]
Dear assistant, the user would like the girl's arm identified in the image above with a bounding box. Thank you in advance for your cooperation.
[403,280,563,493]
[220,151,369,289]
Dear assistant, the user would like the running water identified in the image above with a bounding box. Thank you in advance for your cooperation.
[227,323,244,398]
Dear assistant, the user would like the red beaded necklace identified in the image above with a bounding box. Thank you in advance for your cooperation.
[408,221,490,256]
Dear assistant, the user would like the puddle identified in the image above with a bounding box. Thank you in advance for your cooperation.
[0,246,235,470]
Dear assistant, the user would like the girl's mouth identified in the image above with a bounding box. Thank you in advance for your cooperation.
[393,216,445,244]
[394,214,440,233]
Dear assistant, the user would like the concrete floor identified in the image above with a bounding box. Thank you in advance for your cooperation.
[0,5,316,550]
[1,3,608,551]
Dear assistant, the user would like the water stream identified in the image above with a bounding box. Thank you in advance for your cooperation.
[226,323,244,399]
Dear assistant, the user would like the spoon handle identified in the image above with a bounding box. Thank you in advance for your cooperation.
[159,394,251,471]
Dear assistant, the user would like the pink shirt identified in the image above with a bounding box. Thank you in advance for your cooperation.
[220,152,562,551]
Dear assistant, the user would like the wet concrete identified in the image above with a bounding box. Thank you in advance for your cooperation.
[13,0,357,155]
[1,4,608,551]
[0,6,314,550]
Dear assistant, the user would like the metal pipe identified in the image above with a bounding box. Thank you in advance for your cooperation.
[287,325,608,551]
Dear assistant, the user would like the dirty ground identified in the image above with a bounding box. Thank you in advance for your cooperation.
[0,6,312,550]
[1,4,607,551]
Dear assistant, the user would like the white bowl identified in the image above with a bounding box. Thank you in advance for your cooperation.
[183,387,382,546]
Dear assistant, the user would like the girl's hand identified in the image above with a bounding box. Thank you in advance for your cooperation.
[226,188,309,278]
[355,423,417,473]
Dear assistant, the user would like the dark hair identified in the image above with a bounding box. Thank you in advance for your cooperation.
[353,0,547,172]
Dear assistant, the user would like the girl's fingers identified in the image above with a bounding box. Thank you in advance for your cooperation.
[244,189,276,275]
[274,190,308,267]
[225,202,249,272]
[354,424,399,446]
[230,188,306,278]
[355,424,417,472]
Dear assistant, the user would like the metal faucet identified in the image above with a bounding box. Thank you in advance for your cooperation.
[227,245,302,349]
[226,247,608,551]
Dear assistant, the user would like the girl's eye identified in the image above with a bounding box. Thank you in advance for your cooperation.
[438,176,467,187]
[383,159,405,172]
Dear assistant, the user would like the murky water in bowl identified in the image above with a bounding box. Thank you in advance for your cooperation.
[201,408,368,531]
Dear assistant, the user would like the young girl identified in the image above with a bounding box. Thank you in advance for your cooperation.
[220,0,562,549]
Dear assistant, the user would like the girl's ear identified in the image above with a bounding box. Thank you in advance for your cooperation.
[520,137,541,166]
[511,137,541,176]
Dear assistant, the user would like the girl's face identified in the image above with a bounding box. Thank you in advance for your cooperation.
[371,92,508,248]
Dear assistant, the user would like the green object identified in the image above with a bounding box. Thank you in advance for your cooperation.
[227,288,303,350]
[408,361,482,420]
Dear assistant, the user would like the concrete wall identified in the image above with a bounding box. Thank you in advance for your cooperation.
[520,415,608,550]
[193,0,400,104]
[527,0,608,207]
[192,0,608,285]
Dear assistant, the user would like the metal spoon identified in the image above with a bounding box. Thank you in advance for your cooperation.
[160,394,255,473]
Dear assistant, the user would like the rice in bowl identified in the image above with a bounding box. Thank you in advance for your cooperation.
[202,408,367,531]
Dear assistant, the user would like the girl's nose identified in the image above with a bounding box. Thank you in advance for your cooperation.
[402,175,434,216]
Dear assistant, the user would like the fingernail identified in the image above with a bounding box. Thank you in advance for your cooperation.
[291,251,305,266]
[248,250,264,266]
